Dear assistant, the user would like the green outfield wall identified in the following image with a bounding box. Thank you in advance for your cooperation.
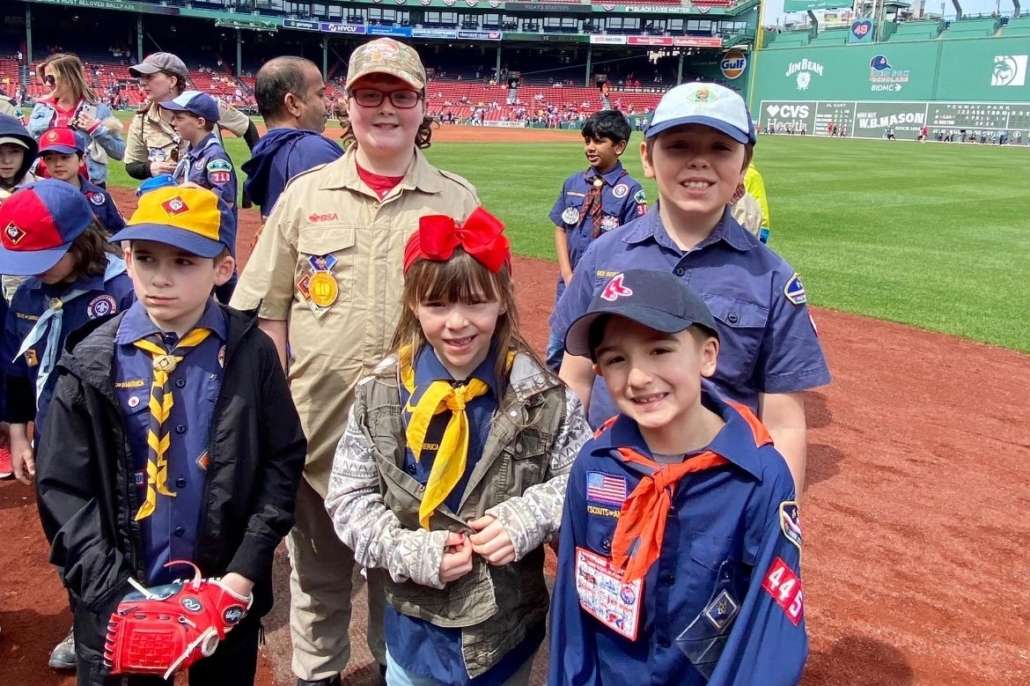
[749,37,1030,139]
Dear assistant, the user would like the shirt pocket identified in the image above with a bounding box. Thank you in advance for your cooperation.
[703,293,769,389]
[497,427,549,497]
[559,196,585,228]
[296,228,357,318]
[584,502,620,557]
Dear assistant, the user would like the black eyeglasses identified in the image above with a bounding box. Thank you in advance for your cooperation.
[349,88,421,110]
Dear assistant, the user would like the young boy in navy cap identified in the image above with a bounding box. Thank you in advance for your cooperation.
[550,83,829,494]
[35,185,306,685]
[548,269,807,685]
[546,110,646,370]
[38,127,126,235]
[161,90,238,302]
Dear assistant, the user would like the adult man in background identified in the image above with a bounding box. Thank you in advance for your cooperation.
[242,56,342,220]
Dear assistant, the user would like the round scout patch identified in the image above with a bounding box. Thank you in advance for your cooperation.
[308,271,339,308]
[612,183,629,199]
[87,295,117,319]
[600,215,619,233]
[128,395,141,409]
[561,206,580,225]
[87,191,106,206]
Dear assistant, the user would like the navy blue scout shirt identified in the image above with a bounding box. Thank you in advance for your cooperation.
[549,161,646,282]
[551,207,830,426]
[113,299,227,586]
[241,128,343,218]
[80,178,126,235]
[387,345,543,684]
[548,384,807,685]
[174,133,238,254]
[3,267,134,434]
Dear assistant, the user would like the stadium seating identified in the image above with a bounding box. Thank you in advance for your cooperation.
[886,20,943,41]
[939,16,1001,39]
[764,30,811,48]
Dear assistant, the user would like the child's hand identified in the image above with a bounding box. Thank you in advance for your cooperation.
[149,161,177,177]
[467,516,516,566]
[439,532,474,583]
[10,431,34,485]
[219,572,255,600]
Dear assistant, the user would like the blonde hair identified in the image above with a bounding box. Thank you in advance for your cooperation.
[40,53,98,104]
[389,249,550,394]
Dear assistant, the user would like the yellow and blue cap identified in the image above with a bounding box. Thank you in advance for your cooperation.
[111,186,231,258]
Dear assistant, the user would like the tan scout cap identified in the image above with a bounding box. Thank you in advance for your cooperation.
[347,38,426,90]
[130,52,189,81]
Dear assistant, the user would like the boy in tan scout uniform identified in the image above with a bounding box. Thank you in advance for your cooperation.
[230,38,479,686]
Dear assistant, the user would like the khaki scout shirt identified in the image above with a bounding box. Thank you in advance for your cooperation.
[231,148,479,496]
[123,99,251,166]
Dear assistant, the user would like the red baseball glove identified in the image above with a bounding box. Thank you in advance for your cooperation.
[103,561,253,679]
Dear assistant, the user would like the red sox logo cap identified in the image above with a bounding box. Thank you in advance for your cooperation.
[601,273,633,302]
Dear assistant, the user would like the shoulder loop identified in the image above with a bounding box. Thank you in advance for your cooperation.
[594,415,618,439]
[437,168,478,197]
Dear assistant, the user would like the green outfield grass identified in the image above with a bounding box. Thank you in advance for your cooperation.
[105,132,1030,352]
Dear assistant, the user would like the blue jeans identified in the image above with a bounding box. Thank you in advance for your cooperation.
[384,648,535,686]
[546,279,567,372]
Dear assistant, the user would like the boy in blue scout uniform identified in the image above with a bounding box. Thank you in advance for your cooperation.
[546,110,646,370]
[35,185,306,684]
[550,83,830,493]
[548,269,807,685]
[37,127,126,235]
[161,90,239,303]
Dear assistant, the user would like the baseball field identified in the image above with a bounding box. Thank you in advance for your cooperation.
[1,125,1028,685]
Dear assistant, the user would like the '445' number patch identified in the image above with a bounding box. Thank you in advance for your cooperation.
[762,557,804,626]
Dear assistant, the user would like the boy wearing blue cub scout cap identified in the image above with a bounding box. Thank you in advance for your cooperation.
[550,82,830,494]
[35,184,305,684]
[161,90,239,303]
[549,269,807,685]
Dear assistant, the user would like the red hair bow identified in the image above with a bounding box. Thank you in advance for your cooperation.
[404,207,510,273]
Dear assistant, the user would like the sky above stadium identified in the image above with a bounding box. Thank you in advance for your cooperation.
[763,0,1014,24]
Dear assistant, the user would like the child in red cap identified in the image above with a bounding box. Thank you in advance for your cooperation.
[38,127,125,235]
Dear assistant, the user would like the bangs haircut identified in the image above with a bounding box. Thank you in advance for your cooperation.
[390,248,555,394]
[582,110,631,145]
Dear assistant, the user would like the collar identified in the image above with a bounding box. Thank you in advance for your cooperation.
[81,179,104,195]
[591,382,766,481]
[410,342,502,401]
[586,161,627,187]
[187,133,219,159]
[321,148,445,196]
[622,206,758,254]
[33,272,105,299]
[115,298,227,346]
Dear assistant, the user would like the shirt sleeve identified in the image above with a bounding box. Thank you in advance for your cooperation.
[752,268,831,394]
[549,242,599,341]
[204,153,238,209]
[229,183,299,319]
[549,179,569,227]
[547,458,601,685]
[216,101,251,138]
[103,192,126,233]
[620,181,647,226]
[707,465,807,686]
[123,112,149,166]
[289,136,344,180]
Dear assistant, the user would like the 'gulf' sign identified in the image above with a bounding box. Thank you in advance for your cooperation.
[720,51,747,80]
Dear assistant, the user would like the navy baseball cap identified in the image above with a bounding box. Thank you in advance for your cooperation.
[111,186,232,258]
[564,269,719,358]
[160,90,220,124]
[646,82,756,145]
[0,180,95,275]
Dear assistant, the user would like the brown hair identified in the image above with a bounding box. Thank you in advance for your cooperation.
[338,113,434,150]
[389,249,551,394]
[40,53,98,104]
[66,222,121,279]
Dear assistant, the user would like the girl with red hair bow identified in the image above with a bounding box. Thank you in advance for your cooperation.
[325,208,592,685]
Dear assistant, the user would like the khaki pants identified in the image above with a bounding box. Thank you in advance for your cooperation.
[288,478,386,681]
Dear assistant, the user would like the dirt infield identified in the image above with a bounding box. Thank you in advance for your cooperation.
[0,191,1027,685]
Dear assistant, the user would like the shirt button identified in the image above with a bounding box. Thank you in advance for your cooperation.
[175,477,186,488]
[728,313,739,324]
[673,266,685,277]
[175,378,186,389]
[601,537,611,551]
[174,526,186,537]
[175,424,187,434]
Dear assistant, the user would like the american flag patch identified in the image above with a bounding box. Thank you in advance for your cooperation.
[586,471,627,506]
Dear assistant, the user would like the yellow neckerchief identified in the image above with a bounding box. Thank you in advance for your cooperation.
[132,327,213,521]
[399,344,515,528]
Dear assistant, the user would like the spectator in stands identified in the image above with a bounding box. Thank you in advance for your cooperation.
[242,56,342,220]
[123,52,258,182]
[28,53,125,188]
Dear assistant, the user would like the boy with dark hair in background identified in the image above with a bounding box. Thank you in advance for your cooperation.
[546,110,646,370]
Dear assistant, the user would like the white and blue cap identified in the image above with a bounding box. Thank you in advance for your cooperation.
[159,90,220,124]
[645,82,756,145]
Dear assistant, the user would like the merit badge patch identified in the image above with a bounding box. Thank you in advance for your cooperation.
[703,589,740,631]
[599,215,619,233]
[762,557,804,626]
[4,222,25,245]
[87,294,116,319]
[575,546,643,641]
[633,189,646,205]
[308,271,339,309]
[86,191,106,206]
[601,273,633,302]
[612,183,629,199]
[784,273,807,305]
[561,206,581,225]
[779,500,802,551]
[162,196,188,215]
[586,471,627,506]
